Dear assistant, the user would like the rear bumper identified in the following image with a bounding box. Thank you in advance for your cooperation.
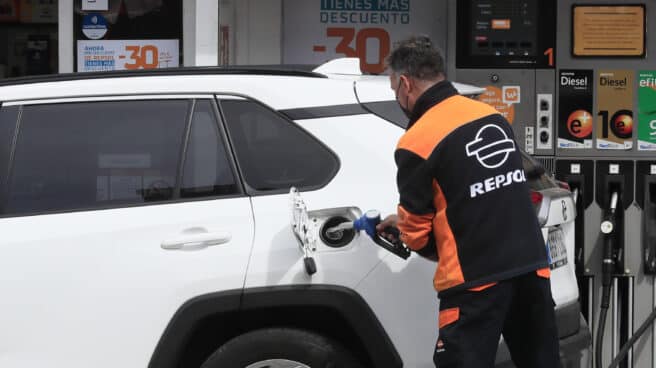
[496,309,592,367]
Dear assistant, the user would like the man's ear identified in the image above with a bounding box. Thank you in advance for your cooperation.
[399,74,412,93]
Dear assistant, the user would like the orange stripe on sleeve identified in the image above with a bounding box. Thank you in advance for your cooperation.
[432,180,465,291]
[397,205,433,251]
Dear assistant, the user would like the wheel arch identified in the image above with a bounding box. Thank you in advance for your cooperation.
[147,285,403,368]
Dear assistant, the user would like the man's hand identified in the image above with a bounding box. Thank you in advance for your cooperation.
[376,214,400,242]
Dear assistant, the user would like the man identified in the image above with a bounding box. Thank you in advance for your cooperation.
[376,35,561,368]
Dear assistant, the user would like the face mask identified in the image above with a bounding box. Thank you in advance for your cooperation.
[395,79,412,119]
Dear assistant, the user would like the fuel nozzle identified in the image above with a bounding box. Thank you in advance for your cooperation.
[353,210,382,238]
[600,191,619,235]
[600,191,619,307]
[326,210,410,259]
[325,210,380,239]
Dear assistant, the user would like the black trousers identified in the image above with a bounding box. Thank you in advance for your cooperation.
[433,272,561,368]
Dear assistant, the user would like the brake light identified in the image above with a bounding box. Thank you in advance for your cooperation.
[556,180,571,191]
[531,191,544,205]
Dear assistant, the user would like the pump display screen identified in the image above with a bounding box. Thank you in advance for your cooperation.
[456,0,555,68]
[470,0,538,58]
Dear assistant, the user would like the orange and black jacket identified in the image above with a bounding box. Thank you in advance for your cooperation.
[395,81,548,295]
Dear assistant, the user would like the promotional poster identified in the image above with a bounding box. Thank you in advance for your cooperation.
[638,71,656,151]
[77,40,179,72]
[558,70,593,149]
[282,0,445,74]
[596,70,634,150]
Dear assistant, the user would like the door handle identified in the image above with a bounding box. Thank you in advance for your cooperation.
[161,230,231,250]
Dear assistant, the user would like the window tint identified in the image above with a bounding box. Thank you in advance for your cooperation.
[5,100,189,215]
[181,101,239,198]
[0,106,18,200]
[220,100,339,191]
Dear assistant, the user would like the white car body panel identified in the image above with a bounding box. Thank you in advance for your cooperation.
[0,199,254,368]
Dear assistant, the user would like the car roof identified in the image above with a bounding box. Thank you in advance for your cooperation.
[0,59,486,110]
[0,68,360,110]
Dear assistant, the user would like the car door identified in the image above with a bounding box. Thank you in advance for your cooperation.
[215,95,384,290]
[0,97,254,368]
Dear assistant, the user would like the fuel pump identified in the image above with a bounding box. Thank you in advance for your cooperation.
[594,161,633,368]
[636,162,656,275]
[601,174,656,368]
[556,160,595,324]
[597,190,620,368]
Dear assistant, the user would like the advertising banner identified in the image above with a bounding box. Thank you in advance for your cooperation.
[282,0,445,74]
[77,40,179,72]
[558,70,593,149]
[596,70,634,150]
[638,71,656,151]
[477,86,515,124]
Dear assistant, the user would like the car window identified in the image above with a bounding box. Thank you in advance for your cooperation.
[4,100,189,215]
[0,106,19,203]
[181,100,239,198]
[220,99,339,192]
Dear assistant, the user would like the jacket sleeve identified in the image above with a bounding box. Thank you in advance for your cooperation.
[395,148,438,261]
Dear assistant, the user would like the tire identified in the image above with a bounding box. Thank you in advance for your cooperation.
[201,328,364,368]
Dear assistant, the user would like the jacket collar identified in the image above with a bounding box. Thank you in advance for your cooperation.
[407,80,458,130]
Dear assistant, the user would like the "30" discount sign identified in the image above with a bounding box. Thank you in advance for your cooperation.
[316,27,391,74]
[124,45,160,69]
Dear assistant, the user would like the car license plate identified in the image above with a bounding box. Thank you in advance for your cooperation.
[547,228,568,270]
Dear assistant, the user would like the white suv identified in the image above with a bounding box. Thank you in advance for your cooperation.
[0,60,589,368]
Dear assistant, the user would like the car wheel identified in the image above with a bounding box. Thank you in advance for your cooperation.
[201,328,364,368]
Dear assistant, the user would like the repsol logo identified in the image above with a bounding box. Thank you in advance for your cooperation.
[470,169,527,198]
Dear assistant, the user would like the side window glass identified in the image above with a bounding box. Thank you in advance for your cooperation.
[181,100,239,198]
[220,99,339,192]
[0,106,19,204]
[6,100,189,215]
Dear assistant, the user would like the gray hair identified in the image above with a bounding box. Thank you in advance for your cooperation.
[386,35,444,81]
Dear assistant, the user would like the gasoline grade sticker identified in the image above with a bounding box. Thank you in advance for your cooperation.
[570,163,581,174]
[547,228,568,270]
